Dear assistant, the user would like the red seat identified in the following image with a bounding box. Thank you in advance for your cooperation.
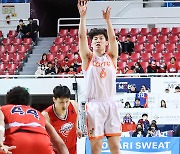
[7,63,17,71]
[7,46,17,54]
[171,27,180,35]
[152,53,162,62]
[119,54,129,62]
[165,44,176,53]
[74,37,79,44]
[130,36,136,43]
[141,53,151,62]
[56,53,66,62]
[23,38,32,45]
[155,44,165,53]
[117,62,127,70]
[12,54,23,64]
[144,44,154,53]
[71,45,79,54]
[60,45,70,53]
[150,28,160,36]
[2,38,12,46]
[169,35,178,44]
[76,66,82,73]
[64,38,74,45]
[147,36,157,44]
[67,54,74,61]
[158,36,168,44]
[54,37,64,45]
[174,52,180,61]
[47,54,55,62]
[59,29,68,37]
[127,62,135,68]
[12,38,22,46]
[163,53,174,62]
[140,62,149,72]
[122,123,136,132]
[49,46,60,54]
[1,54,10,64]
[176,44,180,52]
[130,53,140,62]
[130,28,140,37]
[69,29,78,37]
[0,46,7,55]
[137,36,146,44]
[7,69,15,75]
[7,30,17,38]
[161,27,170,36]
[119,28,129,37]
[118,36,125,42]
[0,63,7,71]
[140,28,149,36]
[134,44,143,53]
[17,45,28,55]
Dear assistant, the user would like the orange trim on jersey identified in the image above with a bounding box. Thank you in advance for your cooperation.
[107,52,117,69]
[105,133,122,137]
[85,54,93,71]
[88,135,104,140]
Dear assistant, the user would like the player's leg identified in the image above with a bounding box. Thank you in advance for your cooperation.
[108,136,120,154]
[90,138,103,154]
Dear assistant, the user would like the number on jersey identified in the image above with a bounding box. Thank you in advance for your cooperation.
[11,106,39,119]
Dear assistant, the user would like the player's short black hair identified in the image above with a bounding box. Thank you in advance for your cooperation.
[6,86,31,105]
[19,19,23,22]
[53,85,71,99]
[88,28,108,41]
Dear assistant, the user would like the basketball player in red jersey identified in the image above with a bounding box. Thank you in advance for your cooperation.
[42,85,82,154]
[0,86,69,154]
[78,0,121,154]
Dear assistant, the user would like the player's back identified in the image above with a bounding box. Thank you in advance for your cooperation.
[0,105,55,154]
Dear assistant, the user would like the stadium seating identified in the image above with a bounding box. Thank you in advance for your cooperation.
[140,28,149,36]
[119,28,129,37]
[151,28,160,36]
[161,27,170,36]
[130,28,140,37]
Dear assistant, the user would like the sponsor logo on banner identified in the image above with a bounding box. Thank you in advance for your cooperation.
[116,78,150,93]
[85,137,180,154]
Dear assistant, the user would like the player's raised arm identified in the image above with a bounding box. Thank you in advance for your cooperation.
[102,7,118,62]
[45,121,69,154]
[78,0,92,70]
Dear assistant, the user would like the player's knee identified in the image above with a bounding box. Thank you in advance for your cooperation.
[109,142,120,151]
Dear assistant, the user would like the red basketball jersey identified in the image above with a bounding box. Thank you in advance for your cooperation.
[1,105,48,136]
[45,102,77,149]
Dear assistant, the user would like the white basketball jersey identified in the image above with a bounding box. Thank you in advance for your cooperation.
[83,53,116,100]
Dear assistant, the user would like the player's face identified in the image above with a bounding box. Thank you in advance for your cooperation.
[91,34,108,52]
[53,97,70,111]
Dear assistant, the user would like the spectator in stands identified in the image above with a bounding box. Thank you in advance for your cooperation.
[135,62,144,73]
[165,88,170,93]
[122,113,133,124]
[124,66,129,74]
[132,123,146,137]
[133,98,144,108]
[167,57,179,73]
[16,19,26,39]
[147,123,161,137]
[160,100,167,108]
[174,86,180,93]
[147,59,159,73]
[135,85,148,107]
[45,62,56,75]
[121,34,134,56]
[138,113,150,134]
[125,65,136,74]
[53,57,63,74]
[39,53,48,67]
[35,64,46,75]
[116,67,122,74]
[26,17,39,44]
[124,102,131,108]
[158,61,167,73]
[173,125,180,137]
[68,66,76,75]
[116,35,122,56]
[72,52,81,72]
[128,84,138,93]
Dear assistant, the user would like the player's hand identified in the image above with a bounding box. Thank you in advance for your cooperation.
[102,6,111,21]
[0,145,16,154]
[76,129,82,139]
[77,0,88,17]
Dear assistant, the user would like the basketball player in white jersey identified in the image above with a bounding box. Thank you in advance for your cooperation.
[78,1,121,154]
